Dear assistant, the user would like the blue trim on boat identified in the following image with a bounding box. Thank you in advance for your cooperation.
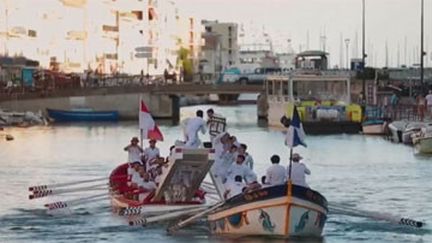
[362,120,385,126]
[47,108,119,122]
[223,184,328,211]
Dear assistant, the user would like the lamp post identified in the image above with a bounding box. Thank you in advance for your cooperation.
[345,38,350,69]
[420,0,425,89]
[361,0,366,109]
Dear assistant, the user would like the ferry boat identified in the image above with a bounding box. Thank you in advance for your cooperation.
[265,51,362,134]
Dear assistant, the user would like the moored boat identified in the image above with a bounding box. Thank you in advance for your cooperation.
[362,120,386,135]
[47,108,119,122]
[207,183,327,238]
[388,121,408,143]
[413,125,432,154]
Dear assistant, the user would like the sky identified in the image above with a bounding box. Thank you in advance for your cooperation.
[177,0,432,68]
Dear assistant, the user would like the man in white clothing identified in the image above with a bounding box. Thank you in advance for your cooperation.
[124,137,143,163]
[226,154,257,184]
[224,175,246,199]
[137,171,157,201]
[184,110,207,148]
[264,155,287,186]
[238,144,254,170]
[207,108,227,142]
[143,139,160,171]
[287,153,311,188]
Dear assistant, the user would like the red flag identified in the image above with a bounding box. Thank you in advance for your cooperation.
[139,100,164,141]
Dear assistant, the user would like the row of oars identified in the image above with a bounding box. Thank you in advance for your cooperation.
[28,177,425,230]
[28,177,109,212]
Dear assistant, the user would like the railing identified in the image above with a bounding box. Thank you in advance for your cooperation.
[365,105,422,121]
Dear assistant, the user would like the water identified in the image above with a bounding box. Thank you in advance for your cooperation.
[1,105,431,243]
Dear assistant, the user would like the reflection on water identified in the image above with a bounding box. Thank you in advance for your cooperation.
[0,105,431,243]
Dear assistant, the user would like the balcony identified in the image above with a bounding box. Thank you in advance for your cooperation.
[102,25,119,32]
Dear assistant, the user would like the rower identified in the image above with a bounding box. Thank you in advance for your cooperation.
[143,139,160,171]
[184,110,207,148]
[124,137,143,163]
[264,155,286,186]
[224,175,246,199]
[226,154,257,184]
[287,153,311,188]
[238,144,254,170]
[136,171,157,202]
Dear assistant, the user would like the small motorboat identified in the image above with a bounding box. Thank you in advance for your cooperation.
[388,121,408,143]
[47,108,119,122]
[362,119,387,135]
[413,126,432,154]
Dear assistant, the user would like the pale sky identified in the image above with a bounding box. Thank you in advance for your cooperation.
[177,0,432,68]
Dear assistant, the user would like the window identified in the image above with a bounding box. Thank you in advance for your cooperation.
[205,26,212,32]
[228,50,232,55]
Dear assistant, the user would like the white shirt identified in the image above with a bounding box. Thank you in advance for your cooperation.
[130,171,142,185]
[287,162,311,188]
[243,153,254,170]
[426,94,432,106]
[184,117,207,147]
[143,147,160,169]
[227,163,257,184]
[126,146,142,163]
[137,180,157,191]
[266,164,287,185]
[225,181,245,199]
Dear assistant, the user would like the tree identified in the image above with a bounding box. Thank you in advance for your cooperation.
[177,47,193,82]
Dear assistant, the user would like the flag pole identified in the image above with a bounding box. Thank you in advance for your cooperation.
[288,148,293,181]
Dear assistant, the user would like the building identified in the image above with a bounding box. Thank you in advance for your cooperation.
[0,0,195,76]
[201,20,238,79]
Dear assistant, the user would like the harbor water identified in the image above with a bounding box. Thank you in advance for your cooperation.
[0,105,431,243]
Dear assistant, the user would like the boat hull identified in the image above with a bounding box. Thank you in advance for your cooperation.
[414,137,432,154]
[208,184,327,238]
[362,123,385,135]
[47,108,119,122]
[388,122,404,143]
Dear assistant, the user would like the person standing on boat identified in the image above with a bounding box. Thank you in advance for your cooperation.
[226,154,257,184]
[207,108,227,142]
[238,144,254,170]
[264,155,287,186]
[287,153,311,188]
[143,139,160,171]
[184,110,207,148]
[124,137,143,163]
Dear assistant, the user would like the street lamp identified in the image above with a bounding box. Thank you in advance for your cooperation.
[361,0,366,109]
[345,38,350,69]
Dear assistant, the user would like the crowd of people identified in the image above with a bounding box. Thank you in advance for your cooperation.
[121,108,312,202]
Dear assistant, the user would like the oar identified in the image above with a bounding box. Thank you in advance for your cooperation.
[28,177,108,191]
[120,204,209,216]
[129,207,211,226]
[167,201,225,233]
[29,184,108,199]
[45,193,109,210]
[329,203,425,228]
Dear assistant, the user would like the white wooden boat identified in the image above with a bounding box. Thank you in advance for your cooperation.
[413,126,432,154]
[207,183,328,238]
[362,120,386,135]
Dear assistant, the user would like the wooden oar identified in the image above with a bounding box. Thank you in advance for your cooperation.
[329,203,425,228]
[167,201,225,233]
[29,184,108,199]
[120,204,209,216]
[45,193,109,210]
[129,207,211,226]
[28,177,108,191]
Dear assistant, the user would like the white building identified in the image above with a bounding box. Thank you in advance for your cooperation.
[200,20,238,80]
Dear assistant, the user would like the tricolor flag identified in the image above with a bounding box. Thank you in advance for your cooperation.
[139,100,164,141]
[285,106,307,148]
